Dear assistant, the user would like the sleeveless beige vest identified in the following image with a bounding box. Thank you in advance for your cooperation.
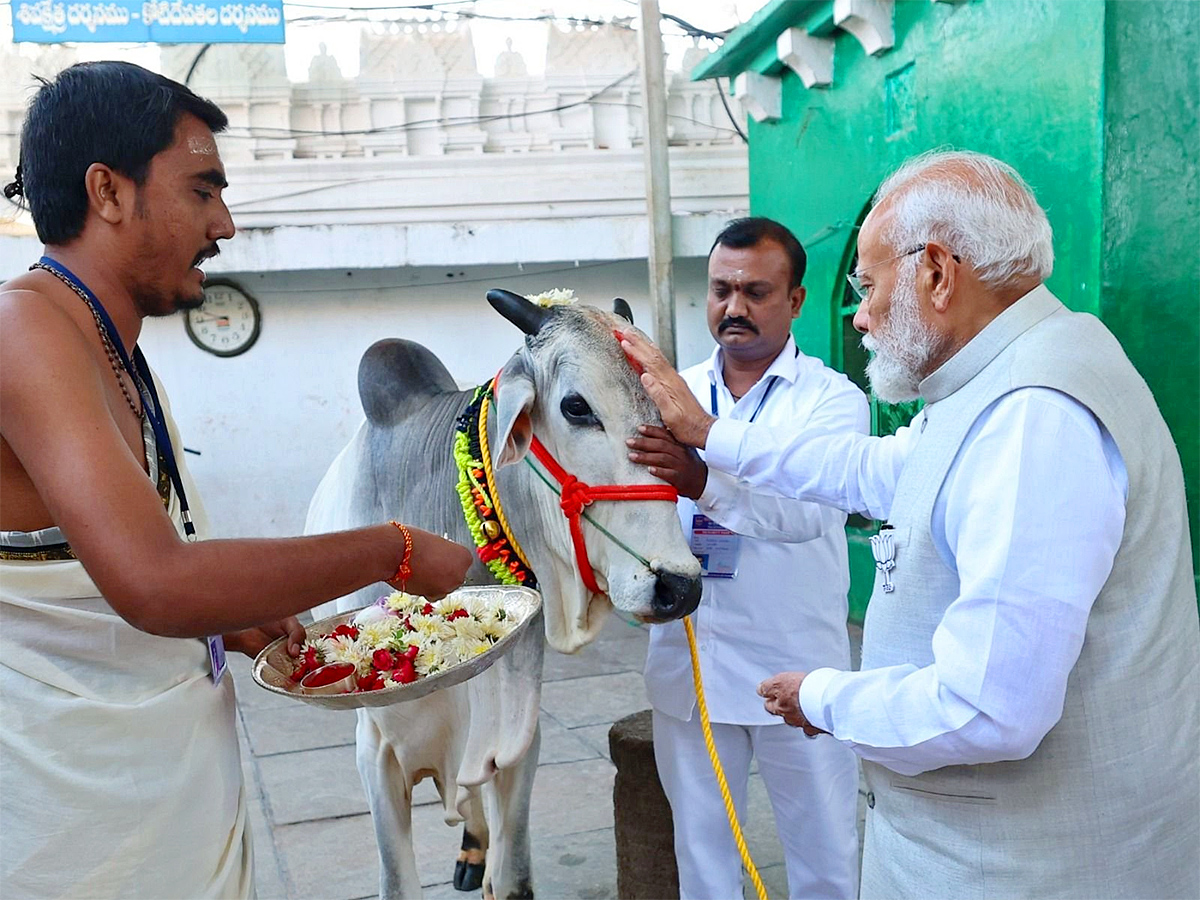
[859,286,1199,899]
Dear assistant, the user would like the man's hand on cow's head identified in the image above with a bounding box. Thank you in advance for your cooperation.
[627,424,707,499]
[388,528,474,600]
[618,331,716,449]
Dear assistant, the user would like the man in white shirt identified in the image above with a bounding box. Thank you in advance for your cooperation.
[621,152,1199,899]
[626,218,868,899]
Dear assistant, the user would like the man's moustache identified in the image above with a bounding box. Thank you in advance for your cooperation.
[718,318,758,334]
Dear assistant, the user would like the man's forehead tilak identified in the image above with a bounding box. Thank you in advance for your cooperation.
[186,135,219,156]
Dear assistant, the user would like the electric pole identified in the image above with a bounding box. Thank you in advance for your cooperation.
[638,0,676,366]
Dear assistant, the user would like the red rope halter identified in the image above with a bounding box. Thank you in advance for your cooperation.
[493,369,678,594]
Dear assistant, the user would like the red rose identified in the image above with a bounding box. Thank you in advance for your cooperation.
[372,649,395,670]
[290,645,321,682]
[392,662,417,684]
[332,624,359,639]
[403,644,419,661]
[446,608,468,621]
[356,672,381,692]
[421,603,434,615]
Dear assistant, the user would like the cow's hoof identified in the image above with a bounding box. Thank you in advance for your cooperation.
[454,859,485,892]
[505,885,534,900]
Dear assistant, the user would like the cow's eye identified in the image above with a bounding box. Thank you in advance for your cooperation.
[560,393,601,428]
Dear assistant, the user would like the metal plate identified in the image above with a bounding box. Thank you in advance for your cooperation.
[252,585,542,710]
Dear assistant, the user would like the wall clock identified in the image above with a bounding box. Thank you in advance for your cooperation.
[185,280,262,357]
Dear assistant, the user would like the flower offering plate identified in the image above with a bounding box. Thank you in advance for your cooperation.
[252,585,542,710]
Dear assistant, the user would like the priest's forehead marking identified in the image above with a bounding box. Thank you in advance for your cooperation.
[187,135,219,156]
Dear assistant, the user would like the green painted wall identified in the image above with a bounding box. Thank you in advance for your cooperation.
[1100,0,1200,592]
[734,0,1198,618]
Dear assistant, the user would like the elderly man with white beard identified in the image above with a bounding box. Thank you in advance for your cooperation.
[620,150,1200,900]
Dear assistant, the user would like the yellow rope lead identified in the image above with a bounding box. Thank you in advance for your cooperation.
[684,616,768,900]
[478,392,533,572]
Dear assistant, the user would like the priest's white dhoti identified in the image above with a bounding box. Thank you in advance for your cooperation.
[0,381,253,899]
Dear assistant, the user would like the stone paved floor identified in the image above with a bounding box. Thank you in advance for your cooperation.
[232,613,866,900]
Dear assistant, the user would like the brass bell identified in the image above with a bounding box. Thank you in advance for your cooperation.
[482,519,501,541]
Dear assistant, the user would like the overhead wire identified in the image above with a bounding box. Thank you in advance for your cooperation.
[236,258,632,293]
[715,77,748,144]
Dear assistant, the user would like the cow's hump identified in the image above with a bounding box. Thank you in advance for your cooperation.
[359,338,458,427]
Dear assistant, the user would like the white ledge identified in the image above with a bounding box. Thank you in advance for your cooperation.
[777,27,835,89]
[833,0,896,56]
[733,71,782,123]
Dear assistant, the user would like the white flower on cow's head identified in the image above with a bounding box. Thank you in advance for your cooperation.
[526,288,577,308]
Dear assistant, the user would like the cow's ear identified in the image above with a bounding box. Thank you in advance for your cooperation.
[493,353,536,468]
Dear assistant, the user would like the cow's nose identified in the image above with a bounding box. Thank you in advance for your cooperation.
[651,570,702,620]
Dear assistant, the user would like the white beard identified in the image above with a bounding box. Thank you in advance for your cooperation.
[862,262,944,404]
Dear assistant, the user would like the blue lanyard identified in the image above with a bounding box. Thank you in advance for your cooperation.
[38,257,196,539]
[711,374,780,423]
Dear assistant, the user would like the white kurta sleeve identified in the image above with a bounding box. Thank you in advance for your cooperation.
[704,410,914,521]
[695,379,870,542]
[798,389,1127,775]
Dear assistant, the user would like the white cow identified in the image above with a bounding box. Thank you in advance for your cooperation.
[305,290,701,899]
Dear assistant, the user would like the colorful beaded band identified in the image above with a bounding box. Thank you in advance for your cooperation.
[453,382,537,588]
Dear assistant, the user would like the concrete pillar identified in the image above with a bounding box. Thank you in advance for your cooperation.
[609,708,679,899]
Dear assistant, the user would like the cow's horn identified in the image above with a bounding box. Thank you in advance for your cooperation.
[612,297,633,325]
[487,289,550,336]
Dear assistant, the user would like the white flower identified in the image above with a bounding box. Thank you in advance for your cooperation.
[408,613,456,642]
[359,617,402,649]
[414,643,445,676]
[385,591,422,613]
[432,597,462,618]
[321,634,373,676]
[450,635,493,662]
[451,616,486,643]
[482,618,514,642]
[526,288,577,308]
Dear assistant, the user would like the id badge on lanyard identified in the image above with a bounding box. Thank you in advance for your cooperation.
[206,636,228,685]
[690,513,740,579]
[688,373,783,579]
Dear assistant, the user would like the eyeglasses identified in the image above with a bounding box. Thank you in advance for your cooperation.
[846,243,961,302]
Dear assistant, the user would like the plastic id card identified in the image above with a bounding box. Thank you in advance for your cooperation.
[690,513,740,579]
[207,635,228,685]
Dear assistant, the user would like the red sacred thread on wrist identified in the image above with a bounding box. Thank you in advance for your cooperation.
[389,521,413,589]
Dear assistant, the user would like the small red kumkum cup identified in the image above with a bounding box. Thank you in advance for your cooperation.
[299,663,357,695]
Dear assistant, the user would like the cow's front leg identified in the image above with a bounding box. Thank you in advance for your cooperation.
[454,790,488,892]
[481,723,540,900]
[357,711,423,900]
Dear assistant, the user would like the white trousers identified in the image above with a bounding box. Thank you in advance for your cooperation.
[653,709,860,900]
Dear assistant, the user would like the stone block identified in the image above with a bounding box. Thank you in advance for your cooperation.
[609,709,677,900]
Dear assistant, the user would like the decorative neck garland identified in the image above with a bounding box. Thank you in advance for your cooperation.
[453,381,538,588]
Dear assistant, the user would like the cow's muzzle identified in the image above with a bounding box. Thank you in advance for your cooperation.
[650,570,702,620]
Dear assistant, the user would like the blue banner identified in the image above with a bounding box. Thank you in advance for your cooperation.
[12,0,286,43]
